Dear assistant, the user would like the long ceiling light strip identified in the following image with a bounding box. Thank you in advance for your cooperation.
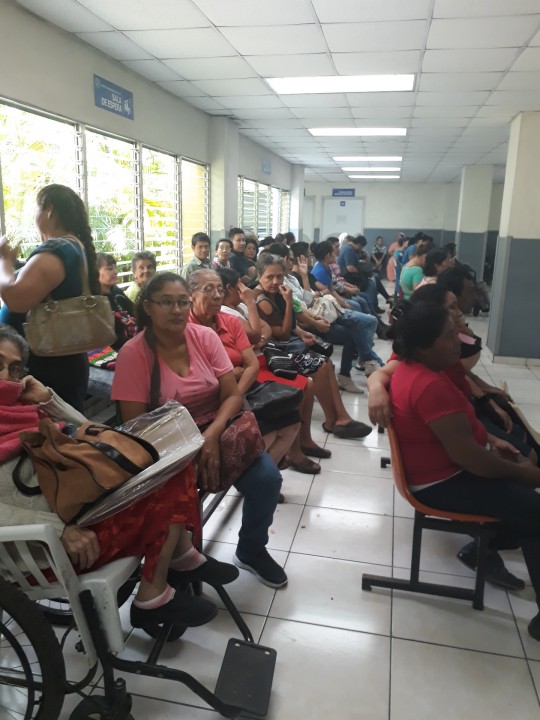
[266,74,414,94]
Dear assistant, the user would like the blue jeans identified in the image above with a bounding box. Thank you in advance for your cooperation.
[345,295,371,314]
[322,309,379,373]
[234,451,282,560]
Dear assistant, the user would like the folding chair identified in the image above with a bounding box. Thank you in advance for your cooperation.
[363,427,499,610]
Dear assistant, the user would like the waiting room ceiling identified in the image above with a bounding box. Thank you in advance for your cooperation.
[14,0,540,184]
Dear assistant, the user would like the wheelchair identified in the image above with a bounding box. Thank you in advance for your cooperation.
[0,523,277,719]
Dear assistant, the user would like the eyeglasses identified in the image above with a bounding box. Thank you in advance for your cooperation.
[0,362,27,380]
[148,299,192,310]
[199,285,225,296]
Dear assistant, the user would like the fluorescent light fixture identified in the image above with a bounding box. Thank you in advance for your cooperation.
[309,128,407,137]
[334,156,403,162]
[348,174,400,179]
[342,166,401,172]
[266,74,414,94]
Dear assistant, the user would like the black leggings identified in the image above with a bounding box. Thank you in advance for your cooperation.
[415,471,540,608]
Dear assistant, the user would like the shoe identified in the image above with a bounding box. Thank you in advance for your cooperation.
[337,374,365,394]
[168,556,239,588]
[130,591,217,629]
[278,492,285,504]
[234,550,288,588]
[374,306,384,314]
[376,321,391,340]
[528,613,540,641]
[456,541,525,591]
[354,363,365,372]
[301,444,332,459]
[363,360,381,377]
[332,421,372,439]
[278,456,291,470]
[290,457,321,474]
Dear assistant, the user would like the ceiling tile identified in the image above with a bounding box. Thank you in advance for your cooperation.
[237,120,305,129]
[163,57,256,80]
[423,48,518,72]
[233,108,296,119]
[190,78,273,96]
[17,0,112,32]
[413,105,479,118]
[486,90,540,107]
[332,51,421,75]
[347,92,415,107]
[75,31,153,60]
[245,54,335,77]
[281,94,349,108]
[213,95,285,109]
[291,108,354,119]
[78,0,210,30]
[497,71,540,90]
[434,0,540,18]
[323,21,428,52]
[412,118,470,128]
[419,72,504,91]
[511,47,540,70]
[186,96,229,112]
[427,17,534,49]
[156,80,206,97]
[122,59,181,82]
[312,0,431,22]
[351,107,411,119]
[195,0,316,26]
[416,90,489,105]
[124,28,236,58]
[219,25,327,55]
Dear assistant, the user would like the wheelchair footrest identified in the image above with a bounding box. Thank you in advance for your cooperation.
[214,638,276,716]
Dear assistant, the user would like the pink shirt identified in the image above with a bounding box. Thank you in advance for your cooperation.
[111,324,233,420]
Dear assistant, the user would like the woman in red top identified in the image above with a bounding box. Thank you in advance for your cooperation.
[388,301,540,641]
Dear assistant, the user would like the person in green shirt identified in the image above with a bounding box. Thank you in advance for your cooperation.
[125,250,157,302]
[180,232,211,280]
[399,245,429,300]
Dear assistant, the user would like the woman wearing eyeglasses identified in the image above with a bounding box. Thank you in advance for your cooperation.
[111,272,287,588]
[0,322,235,632]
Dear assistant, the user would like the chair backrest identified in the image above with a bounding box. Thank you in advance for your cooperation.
[387,426,497,523]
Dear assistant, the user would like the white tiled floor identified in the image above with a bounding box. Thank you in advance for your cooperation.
[53,311,540,719]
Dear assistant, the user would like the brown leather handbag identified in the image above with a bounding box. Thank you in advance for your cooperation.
[18,419,159,523]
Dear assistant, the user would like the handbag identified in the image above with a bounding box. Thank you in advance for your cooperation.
[24,241,116,357]
[199,410,265,493]
[246,381,302,421]
[16,419,159,523]
[311,295,344,324]
[310,337,333,357]
[263,344,325,378]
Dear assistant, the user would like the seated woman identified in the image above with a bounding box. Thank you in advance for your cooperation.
[125,250,157,302]
[188,269,320,474]
[212,238,233,271]
[0,324,235,631]
[111,272,287,588]
[383,301,540,641]
[96,252,137,350]
[416,248,453,289]
[399,245,429,299]
[253,255,372,440]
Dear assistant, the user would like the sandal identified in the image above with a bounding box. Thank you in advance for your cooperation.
[322,422,334,433]
[289,457,321,475]
[168,556,239,588]
[332,421,372,439]
[301,444,332,459]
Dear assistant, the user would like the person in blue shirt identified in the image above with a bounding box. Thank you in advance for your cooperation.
[337,235,381,313]
[312,241,383,380]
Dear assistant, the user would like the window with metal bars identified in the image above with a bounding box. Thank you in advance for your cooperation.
[181,159,208,265]
[238,176,291,238]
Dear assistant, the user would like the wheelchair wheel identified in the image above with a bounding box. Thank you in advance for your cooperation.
[0,578,66,719]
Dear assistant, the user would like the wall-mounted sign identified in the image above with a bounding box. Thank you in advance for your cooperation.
[332,188,355,197]
[94,75,134,119]
[262,159,271,175]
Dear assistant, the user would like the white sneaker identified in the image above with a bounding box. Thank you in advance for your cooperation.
[363,360,380,377]
[337,374,365,394]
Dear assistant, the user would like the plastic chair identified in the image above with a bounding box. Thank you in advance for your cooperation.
[363,427,499,610]
[0,523,276,719]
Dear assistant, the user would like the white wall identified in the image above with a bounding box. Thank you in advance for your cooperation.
[238,135,292,190]
[489,183,504,231]
[304,181,503,234]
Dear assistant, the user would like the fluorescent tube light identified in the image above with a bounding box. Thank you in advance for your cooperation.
[266,75,414,94]
[348,175,401,179]
[309,128,407,137]
[342,167,401,172]
[334,156,403,162]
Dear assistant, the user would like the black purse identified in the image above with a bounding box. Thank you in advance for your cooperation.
[311,337,333,357]
[246,381,302,421]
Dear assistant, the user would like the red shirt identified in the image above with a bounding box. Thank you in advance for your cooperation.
[189,311,250,368]
[390,360,488,487]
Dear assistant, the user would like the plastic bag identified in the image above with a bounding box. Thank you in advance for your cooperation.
[77,401,203,526]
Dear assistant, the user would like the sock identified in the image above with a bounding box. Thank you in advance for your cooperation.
[169,546,207,572]
[133,584,175,609]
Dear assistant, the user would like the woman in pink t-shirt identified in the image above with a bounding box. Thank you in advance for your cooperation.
[112,272,287,589]
[387,301,540,642]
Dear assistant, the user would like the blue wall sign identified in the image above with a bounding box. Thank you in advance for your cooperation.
[332,188,355,197]
[262,159,271,175]
[94,75,134,119]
